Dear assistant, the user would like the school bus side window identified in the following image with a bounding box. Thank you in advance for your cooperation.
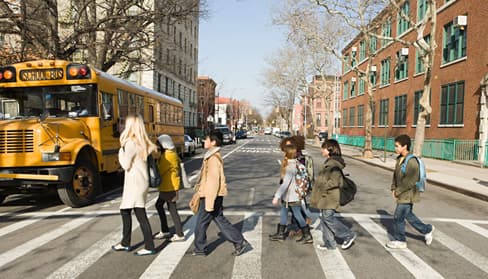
[148,104,154,123]
[101,92,113,120]
[117,89,128,119]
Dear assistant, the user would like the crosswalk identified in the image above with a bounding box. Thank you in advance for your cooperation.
[0,208,487,279]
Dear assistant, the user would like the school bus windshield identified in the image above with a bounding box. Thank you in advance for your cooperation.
[0,84,97,120]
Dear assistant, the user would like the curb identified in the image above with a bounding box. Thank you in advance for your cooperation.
[306,143,488,202]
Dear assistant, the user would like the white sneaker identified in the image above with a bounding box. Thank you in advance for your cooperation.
[386,240,407,249]
[170,234,185,242]
[425,225,435,245]
[155,231,171,239]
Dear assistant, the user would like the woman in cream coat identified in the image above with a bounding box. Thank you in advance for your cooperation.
[112,114,157,256]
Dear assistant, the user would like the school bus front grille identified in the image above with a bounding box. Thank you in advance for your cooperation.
[0,130,35,153]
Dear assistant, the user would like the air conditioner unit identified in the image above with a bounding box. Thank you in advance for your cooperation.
[453,15,467,27]
[351,46,357,53]
[400,48,409,56]
[370,66,377,72]
[351,77,357,82]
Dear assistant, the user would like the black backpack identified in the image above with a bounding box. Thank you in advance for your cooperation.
[147,154,161,188]
[331,167,357,206]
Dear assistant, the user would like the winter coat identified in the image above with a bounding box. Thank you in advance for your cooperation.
[158,150,181,192]
[118,140,149,209]
[391,154,421,204]
[196,147,228,211]
[310,157,345,210]
[274,159,301,203]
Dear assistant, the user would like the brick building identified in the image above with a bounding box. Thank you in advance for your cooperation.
[341,0,488,143]
[197,76,216,132]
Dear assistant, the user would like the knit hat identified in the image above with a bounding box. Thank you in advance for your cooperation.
[157,134,175,150]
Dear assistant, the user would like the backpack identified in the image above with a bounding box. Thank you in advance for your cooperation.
[294,161,311,199]
[331,167,357,206]
[304,154,315,189]
[147,154,162,188]
[401,154,426,192]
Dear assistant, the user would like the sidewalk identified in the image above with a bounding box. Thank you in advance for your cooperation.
[306,140,488,202]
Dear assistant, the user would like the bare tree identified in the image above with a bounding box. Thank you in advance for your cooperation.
[0,0,207,76]
[262,45,309,131]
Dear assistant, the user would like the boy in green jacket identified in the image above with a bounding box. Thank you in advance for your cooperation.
[386,134,434,249]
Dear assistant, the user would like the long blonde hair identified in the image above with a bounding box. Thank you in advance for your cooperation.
[280,145,297,178]
[119,113,157,160]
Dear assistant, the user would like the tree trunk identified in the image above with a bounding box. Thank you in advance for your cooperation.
[364,90,374,158]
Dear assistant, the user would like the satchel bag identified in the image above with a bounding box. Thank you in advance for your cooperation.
[189,192,200,214]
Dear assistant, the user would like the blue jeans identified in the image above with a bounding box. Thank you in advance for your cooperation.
[194,197,244,253]
[393,203,432,242]
[280,202,306,228]
[320,209,355,248]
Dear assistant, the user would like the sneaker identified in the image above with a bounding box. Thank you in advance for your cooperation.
[155,231,171,239]
[425,225,435,245]
[134,249,156,256]
[341,234,357,250]
[386,240,407,249]
[170,234,185,242]
[191,250,207,257]
[111,243,131,252]
[232,239,250,256]
[316,244,337,251]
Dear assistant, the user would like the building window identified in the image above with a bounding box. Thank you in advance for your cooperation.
[379,98,389,126]
[395,50,408,81]
[359,79,365,95]
[358,105,364,127]
[440,81,464,125]
[342,109,348,127]
[381,58,391,86]
[414,90,431,125]
[316,113,321,126]
[359,40,366,61]
[394,94,407,126]
[343,55,350,72]
[350,80,356,97]
[397,1,410,35]
[415,35,430,74]
[371,101,376,126]
[343,81,349,100]
[349,107,355,127]
[370,36,377,54]
[370,70,377,87]
[382,19,392,46]
[417,0,427,22]
[443,22,467,64]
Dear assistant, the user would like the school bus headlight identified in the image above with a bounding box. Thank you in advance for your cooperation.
[42,152,71,162]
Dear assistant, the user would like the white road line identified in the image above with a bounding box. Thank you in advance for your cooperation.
[248,188,255,206]
[139,215,197,279]
[231,212,263,279]
[46,213,155,279]
[277,159,281,165]
[222,141,251,160]
[353,216,444,279]
[310,218,355,279]
[0,213,98,269]
[434,229,488,273]
[457,222,488,238]
[0,206,71,238]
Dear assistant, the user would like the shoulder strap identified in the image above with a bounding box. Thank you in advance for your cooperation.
[401,154,416,174]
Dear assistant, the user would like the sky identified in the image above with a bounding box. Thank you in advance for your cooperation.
[198,0,286,117]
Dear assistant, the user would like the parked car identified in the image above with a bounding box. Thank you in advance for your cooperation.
[318,132,328,141]
[235,130,248,139]
[215,126,236,144]
[279,131,292,138]
[264,127,272,135]
[184,134,196,155]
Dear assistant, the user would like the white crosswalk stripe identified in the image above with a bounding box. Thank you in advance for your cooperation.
[457,221,488,238]
[353,216,444,279]
[231,212,263,279]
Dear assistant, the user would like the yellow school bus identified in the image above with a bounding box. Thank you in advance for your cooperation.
[0,60,184,207]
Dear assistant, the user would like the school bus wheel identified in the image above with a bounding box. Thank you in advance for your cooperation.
[57,158,101,208]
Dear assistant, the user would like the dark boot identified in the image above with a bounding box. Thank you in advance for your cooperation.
[269,224,287,241]
[268,224,281,238]
[296,226,313,244]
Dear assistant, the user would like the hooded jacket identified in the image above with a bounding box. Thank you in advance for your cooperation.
[196,147,228,211]
[310,156,346,210]
[274,159,301,203]
[391,154,421,203]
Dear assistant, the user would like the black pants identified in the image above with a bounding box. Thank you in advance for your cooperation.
[194,196,244,253]
[155,192,184,236]
[120,208,154,250]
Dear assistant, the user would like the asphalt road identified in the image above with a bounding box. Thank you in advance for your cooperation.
[0,135,487,279]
